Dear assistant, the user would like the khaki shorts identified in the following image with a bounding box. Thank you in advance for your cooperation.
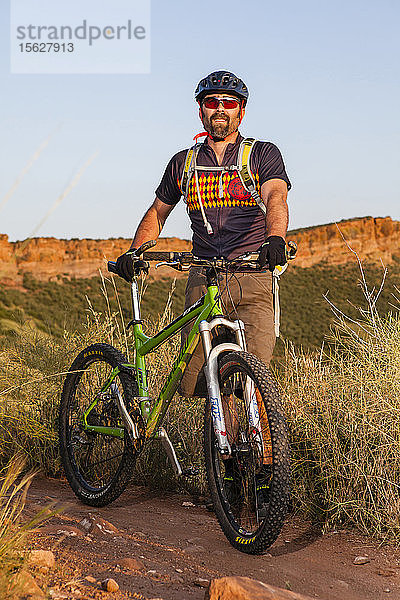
[178,267,275,397]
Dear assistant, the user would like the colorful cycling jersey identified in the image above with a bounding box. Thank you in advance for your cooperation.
[155,133,291,259]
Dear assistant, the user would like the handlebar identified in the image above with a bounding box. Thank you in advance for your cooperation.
[107,241,297,277]
[108,242,297,274]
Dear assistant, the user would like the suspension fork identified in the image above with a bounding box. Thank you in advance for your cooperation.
[199,316,248,455]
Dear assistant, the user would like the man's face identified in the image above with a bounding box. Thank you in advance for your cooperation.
[200,94,243,140]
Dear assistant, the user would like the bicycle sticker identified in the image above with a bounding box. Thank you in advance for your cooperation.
[137,368,148,391]
[214,429,227,437]
[83,349,104,358]
[235,535,256,545]
[210,397,222,421]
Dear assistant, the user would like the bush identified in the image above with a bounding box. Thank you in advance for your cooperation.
[281,269,400,539]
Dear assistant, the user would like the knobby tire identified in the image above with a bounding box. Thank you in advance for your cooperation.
[204,351,290,554]
[59,343,143,507]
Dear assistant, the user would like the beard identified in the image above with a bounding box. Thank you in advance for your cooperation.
[202,109,240,140]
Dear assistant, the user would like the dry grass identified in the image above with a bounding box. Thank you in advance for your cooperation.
[280,263,400,539]
[1,270,400,542]
[0,274,132,473]
[0,457,55,598]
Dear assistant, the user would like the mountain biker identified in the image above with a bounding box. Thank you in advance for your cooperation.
[115,70,291,511]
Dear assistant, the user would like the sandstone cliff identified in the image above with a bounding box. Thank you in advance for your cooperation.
[288,216,400,268]
[0,236,191,284]
[0,216,399,284]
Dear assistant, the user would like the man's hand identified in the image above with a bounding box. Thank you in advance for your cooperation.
[115,249,148,282]
[258,236,286,271]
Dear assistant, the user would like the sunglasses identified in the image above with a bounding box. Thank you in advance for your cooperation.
[202,96,240,110]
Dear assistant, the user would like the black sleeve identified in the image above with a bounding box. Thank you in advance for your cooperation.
[251,142,291,191]
[155,149,187,206]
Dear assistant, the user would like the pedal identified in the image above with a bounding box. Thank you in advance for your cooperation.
[181,466,199,478]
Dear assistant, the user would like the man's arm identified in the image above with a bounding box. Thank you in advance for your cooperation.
[129,197,175,250]
[260,178,289,239]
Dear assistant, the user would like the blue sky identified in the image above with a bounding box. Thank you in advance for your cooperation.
[1,0,399,242]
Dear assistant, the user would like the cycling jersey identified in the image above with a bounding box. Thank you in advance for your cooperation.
[155,133,291,259]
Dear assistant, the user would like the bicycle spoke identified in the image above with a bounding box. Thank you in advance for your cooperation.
[65,360,129,489]
[217,366,272,532]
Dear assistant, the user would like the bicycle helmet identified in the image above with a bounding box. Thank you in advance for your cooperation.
[195,71,249,105]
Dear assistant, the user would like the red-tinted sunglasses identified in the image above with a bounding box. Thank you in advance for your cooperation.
[202,96,240,110]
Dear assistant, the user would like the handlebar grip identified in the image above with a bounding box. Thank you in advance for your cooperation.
[142,251,177,261]
[287,240,297,259]
[107,261,117,274]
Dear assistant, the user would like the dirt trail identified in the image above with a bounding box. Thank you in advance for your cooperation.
[26,477,400,600]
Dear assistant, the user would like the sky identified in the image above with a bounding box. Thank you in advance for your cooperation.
[1,0,399,242]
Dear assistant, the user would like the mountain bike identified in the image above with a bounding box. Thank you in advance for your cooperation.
[59,240,296,554]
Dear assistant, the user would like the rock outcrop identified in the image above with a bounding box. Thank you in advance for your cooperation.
[0,216,399,285]
[205,576,319,600]
[0,235,191,284]
[289,216,400,268]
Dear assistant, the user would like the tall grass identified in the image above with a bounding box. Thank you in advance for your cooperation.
[0,458,54,598]
[0,273,137,473]
[1,269,400,541]
[281,267,400,539]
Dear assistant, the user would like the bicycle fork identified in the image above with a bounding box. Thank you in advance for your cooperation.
[199,317,263,456]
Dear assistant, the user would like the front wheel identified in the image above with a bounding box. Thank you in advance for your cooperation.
[59,343,144,507]
[204,351,290,554]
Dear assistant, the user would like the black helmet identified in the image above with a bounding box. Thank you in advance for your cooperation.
[195,70,249,105]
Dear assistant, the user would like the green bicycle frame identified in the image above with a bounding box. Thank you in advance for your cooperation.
[83,277,224,439]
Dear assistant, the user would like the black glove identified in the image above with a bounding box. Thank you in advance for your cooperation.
[115,249,137,282]
[115,249,149,282]
[258,236,286,271]
[116,250,150,282]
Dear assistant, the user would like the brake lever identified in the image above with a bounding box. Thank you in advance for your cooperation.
[155,261,191,272]
[155,261,176,269]
[155,261,188,270]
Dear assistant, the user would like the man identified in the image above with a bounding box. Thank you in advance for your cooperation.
[116,70,291,514]
[116,70,291,399]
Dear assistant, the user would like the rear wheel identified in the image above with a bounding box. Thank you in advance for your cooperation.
[204,351,290,554]
[59,343,144,506]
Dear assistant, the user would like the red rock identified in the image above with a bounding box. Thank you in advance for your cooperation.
[101,578,119,592]
[28,549,56,569]
[194,578,209,588]
[79,514,119,536]
[2,217,400,285]
[116,557,145,571]
[353,555,370,565]
[39,525,86,538]
[0,235,191,284]
[11,569,45,598]
[377,569,397,577]
[205,576,319,600]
